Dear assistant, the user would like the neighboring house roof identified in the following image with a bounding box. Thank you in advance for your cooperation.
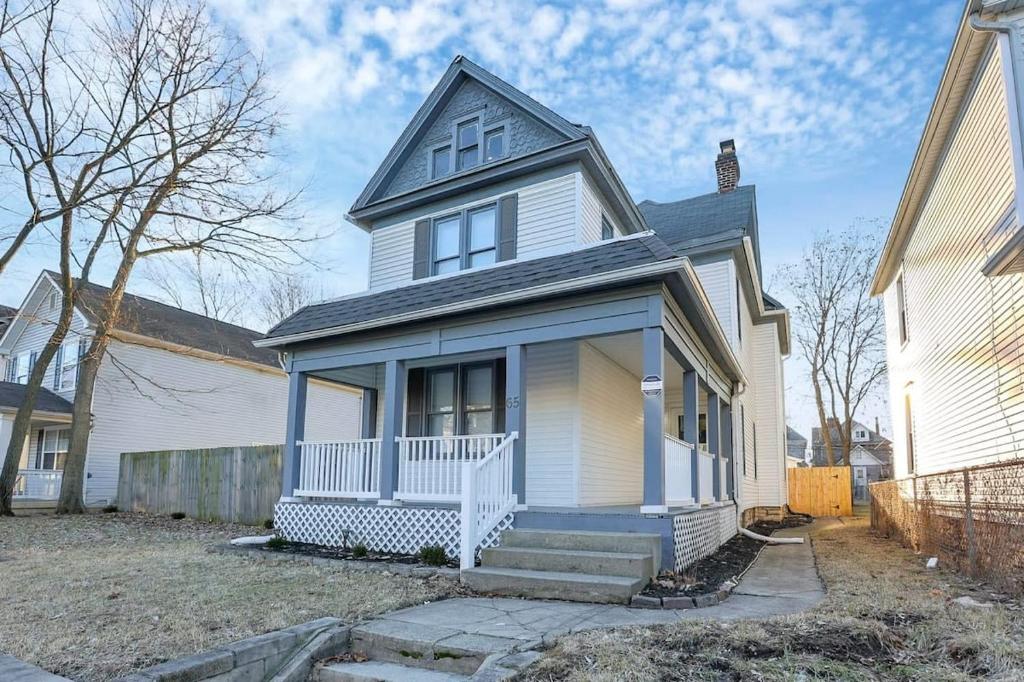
[811,418,893,465]
[265,234,677,340]
[0,272,279,369]
[0,381,73,414]
[0,304,16,337]
[786,426,808,446]
[638,186,760,272]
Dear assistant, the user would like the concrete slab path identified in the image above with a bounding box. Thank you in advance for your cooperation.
[375,523,826,647]
[0,655,71,681]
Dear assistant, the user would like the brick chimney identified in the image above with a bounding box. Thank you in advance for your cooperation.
[715,139,740,193]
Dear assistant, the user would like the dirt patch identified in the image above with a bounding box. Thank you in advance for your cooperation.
[642,517,810,597]
[516,517,1024,681]
[0,512,462,681]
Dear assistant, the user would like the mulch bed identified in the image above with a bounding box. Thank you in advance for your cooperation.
[642,516,811,598]
[258,540,459,569]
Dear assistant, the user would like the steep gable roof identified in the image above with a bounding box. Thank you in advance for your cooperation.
[351,55,586,214]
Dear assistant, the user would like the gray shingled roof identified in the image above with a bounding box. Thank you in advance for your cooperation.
[0,381,73,414]
[267,234,678,340]
[45,272,279,367]
[638,185,758,258]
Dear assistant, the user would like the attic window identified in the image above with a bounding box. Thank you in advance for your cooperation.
[601,215,614,240]
[49,292,57,310]
[456,119,479,170]
[431,146,451,179]
[483,128,504,162]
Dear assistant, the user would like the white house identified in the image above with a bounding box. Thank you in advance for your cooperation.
[256,57,790,602]
[0,271,362,507]
[872,0,1024,480]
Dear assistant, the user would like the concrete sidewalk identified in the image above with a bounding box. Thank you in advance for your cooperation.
[373,522,826,647]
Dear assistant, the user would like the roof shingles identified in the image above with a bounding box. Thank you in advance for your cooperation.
[0,381,73,414]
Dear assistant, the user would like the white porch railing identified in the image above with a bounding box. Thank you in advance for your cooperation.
[698,449,715,504]
[14,469,62,500]
[460,432,518,569]
[395,434,504,502]
[295,439,382,499]
[664,435,694,506]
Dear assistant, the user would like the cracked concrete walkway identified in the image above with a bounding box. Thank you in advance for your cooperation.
[376,523,825,646]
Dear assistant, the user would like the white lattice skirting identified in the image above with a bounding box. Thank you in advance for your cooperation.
[672,503,738,571]
[275,501,513,559]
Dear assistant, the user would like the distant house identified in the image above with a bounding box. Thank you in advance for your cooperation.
[0,271,362,508]
[871,1,1024,480]
[0,304,15,338]
[811,419,892,502]
[786,426,808,467]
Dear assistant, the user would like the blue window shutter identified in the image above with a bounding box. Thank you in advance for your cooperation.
[412,219,431,280]
[28,351,37,375]
[497,194,518,261]
[34,429,43,469]
[53,345,63,389]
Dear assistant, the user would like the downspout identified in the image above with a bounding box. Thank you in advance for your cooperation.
[970,12,1024,228]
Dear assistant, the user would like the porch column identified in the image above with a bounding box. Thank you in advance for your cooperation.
[282,371,308,500]
[361,388,378,439]
[641,326,666,513]
[722,401,734,500]
[506,344,527,506]
[378,359,406,504]
[682,369,699,505]
[708,393,722,502]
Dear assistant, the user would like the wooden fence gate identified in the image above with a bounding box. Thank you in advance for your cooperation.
[788,466,852,517]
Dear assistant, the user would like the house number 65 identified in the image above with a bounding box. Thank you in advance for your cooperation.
[506,396,520,409]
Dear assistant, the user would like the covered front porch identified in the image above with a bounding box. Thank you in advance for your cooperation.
[0,382,74,508]
[272,284,743,570]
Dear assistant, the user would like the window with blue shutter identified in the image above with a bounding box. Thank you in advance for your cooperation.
[53,345,63,390]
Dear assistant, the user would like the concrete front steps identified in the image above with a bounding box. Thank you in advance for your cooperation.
[460,528,660,604]
[316,618,526,681]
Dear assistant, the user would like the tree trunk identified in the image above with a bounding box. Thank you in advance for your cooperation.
[0,304,75,515]
[56,334,106,513]
[811,365,835,466]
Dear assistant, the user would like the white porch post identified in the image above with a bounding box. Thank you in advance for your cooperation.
[641,326,666,513]
[281,371,308,500]
[378,359,405,504]
[708,393,722,502]
[682,369,699,504]
[506,344,527,507]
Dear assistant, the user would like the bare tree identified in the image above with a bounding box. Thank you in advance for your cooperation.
[777,223,887,466]
[142,251,246,324]
[0,0,311,514]
[255,271,321,331]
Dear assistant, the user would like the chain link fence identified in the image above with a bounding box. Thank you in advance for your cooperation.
[870,459,1024,594]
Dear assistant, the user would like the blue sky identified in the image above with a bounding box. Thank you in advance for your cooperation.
[1,0,963,440]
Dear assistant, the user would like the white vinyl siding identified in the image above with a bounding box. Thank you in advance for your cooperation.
[4,277,89,402]
[751,324,787,507]
[577,172,621,245]
[516,173,577,259]
[367,172,581,289]
[525,340,579,506]
[883,47,1023,478]
[694,259,739,351]
[577,341,643,505]
[368,221,416,289]
[84,339,362,505]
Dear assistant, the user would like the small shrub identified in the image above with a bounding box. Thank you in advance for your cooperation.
[102,505,118,513]
[170,512,186,520]
[266,536,289,550]
[262,518,274,530]
[419,544,449,566]
[352,543,368,559]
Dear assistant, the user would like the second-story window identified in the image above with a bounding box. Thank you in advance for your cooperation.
[431,203,497,275]
[601,215,614,240]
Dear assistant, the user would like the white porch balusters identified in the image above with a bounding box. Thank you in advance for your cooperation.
[664,435,694,506]
[394,434,502,501]
[459,432,517,569]
[295,440,382,498]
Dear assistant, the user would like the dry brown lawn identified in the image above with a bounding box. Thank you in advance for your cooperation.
[519,517,1024,681]
[0,512,461,681]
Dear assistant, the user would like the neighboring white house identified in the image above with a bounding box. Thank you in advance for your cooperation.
[255,56,789,600]
[0,271,363,507]
[872,0,1024,480]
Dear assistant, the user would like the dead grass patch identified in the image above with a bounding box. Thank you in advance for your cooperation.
[0,512,461,681]
[518,517,1024,681]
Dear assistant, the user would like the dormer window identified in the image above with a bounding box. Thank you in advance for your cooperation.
[483,128,504,162]
[430,116,509,180]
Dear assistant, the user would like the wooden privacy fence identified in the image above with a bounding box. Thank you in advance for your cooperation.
[118,445,282,525]
[788,466,852,517]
